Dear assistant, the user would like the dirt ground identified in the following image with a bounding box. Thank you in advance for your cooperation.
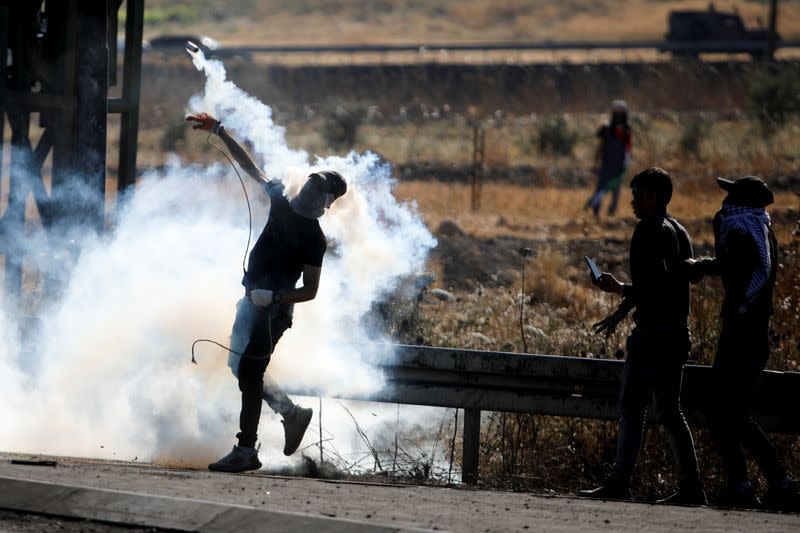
[1,453,798,532]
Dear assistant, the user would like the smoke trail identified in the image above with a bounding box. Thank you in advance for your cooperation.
[0,51,436,466]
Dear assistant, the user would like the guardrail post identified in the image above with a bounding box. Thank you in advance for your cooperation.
[462,408,481,484]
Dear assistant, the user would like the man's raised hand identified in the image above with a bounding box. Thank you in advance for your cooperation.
[593,272,623,294]
[186,112,221,134]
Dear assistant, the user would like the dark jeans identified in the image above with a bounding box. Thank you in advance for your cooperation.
[707,313,786,485]
[613,327,700,486]
[587,169,624,216]
[589,183,622,216]
[229,298,294,448]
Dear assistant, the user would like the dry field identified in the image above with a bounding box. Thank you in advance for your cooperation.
[141,0,800,45]
[383,179,800,497]
[141,112,800,180]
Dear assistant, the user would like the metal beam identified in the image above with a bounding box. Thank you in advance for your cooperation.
[1,0,144,305]
[51,0,78,210]
[108,0,124,86]
[30,128,54,227]
[5,91,72,111]
[73,0,108,232]
[107,97,132,114]
[4,109,30,303]
[117,0,143,193]
[0,3,7,232]
[3,0,37,305]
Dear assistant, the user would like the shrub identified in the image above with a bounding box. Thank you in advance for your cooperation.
[678,115,709,158]
[749,66,800,135]
[160,114,187,152]
[537,116,579,156]
[142,5,199,25]
[322,104,366,152]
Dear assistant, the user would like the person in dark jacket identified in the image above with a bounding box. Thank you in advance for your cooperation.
[579,167,705,505]
[186,112,347,473]
[689,176,798,510]
[585,100,632,218]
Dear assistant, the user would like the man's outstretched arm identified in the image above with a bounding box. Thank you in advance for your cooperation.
[186,112,269,185]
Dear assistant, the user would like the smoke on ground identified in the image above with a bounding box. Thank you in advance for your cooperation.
[0,50,438,470]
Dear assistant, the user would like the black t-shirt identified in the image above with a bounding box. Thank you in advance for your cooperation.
[622,215,693,329]
[242,181,327,291]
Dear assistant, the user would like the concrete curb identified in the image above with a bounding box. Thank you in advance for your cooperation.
[0,476,434,532]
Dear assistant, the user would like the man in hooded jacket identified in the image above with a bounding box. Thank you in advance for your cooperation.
[689,176,798,510]
[186,112,347,473]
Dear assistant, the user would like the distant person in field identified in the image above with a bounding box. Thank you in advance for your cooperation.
[579,167,705,505]
[687,176,799,510]
[186,112,347,473]
[585,100,632,218]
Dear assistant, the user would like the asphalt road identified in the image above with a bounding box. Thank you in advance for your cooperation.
[0,509,166,532]
[1,453,798,532]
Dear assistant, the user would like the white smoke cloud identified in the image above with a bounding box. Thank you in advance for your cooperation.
[0,51,437,468]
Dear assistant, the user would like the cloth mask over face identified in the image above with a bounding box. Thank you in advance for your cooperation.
[290,174,334,219]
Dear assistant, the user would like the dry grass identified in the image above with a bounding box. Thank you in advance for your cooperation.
[141,0,800,44]
[267,113,799,175]
[395,181,799,241]
[394,201,800,496]
[161,112,800,190]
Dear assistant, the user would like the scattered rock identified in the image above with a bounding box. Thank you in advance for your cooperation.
[436,219,466,237]
[524,325,546,338]
[430,288,456,302]
[466,332,493,345]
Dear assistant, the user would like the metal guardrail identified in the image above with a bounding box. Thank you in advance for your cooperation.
[210,40,800,57]
[316,345,800,483]
[375,345,800,432]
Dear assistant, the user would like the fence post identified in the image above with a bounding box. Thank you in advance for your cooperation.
[767,0,778,61]
[470,124,485,212]
[462,408,481,484]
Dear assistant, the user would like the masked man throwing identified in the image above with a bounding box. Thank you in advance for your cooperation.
[187,112,347,473]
